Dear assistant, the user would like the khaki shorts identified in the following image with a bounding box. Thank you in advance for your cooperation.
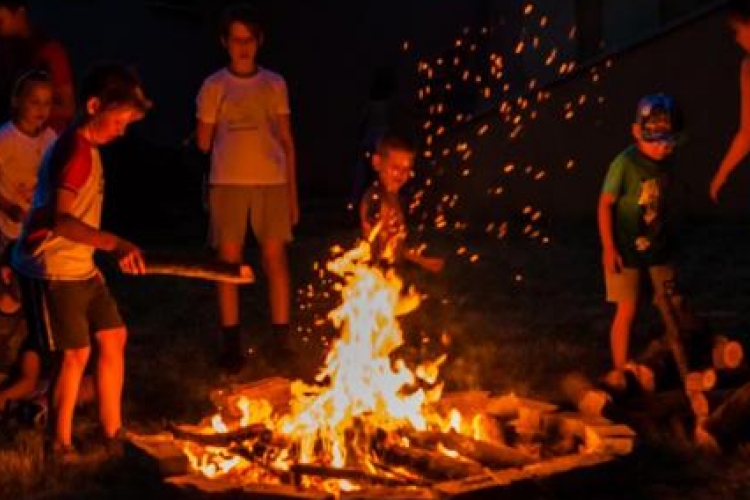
[209,185,292,247]
[19,275,124,351]
[604,264,675,303]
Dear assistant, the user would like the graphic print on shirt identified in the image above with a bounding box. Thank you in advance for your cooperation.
[635,177,664,253]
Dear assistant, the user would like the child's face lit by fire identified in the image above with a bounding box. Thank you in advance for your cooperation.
[632,123,675,162]
[373,148,414,194]
[83,101,143,145]
[14,81,52,134]
[223,21,261,71]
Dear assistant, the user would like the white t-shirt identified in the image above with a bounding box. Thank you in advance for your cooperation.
[196,67,290,186]
[13,130,103,280]
[0,122,56,239]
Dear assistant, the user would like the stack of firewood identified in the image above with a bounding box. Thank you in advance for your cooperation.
[561,285,750,452]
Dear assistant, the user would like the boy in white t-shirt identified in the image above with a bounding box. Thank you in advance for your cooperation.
[0,69,55,410]
[196,4,298,373]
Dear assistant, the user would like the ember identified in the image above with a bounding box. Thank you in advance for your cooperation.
[126,237,634,498]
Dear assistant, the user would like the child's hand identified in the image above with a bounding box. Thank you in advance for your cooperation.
[602,247,623,274]
[419,256,445,274]
[709,174,726,204]
[113,238,146,275]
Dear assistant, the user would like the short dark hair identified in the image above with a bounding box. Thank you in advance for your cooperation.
[728,0,750,19]
[375,131,417,156]
[12,68,50,101]
[219,4,263,40]
[79,62,151,115]
[0,0,27,11]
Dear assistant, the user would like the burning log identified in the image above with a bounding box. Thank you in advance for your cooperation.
[167,421,268,447]
[407,431,536,469]
[377,443,486,481]
[138,254,254,284]
[289,463,417,488]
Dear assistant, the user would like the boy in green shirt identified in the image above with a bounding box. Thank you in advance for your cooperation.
[598,93,682,390]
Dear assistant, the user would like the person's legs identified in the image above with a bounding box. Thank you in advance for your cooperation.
[0,350,40,409]
[94,327,126,438]
[51,347,89,447]
[604,267,641,388]
[610,300,637,372]
[261,238,290,326]
[250,185,293,339]
[216,243,243,328]
[209,186,251,371]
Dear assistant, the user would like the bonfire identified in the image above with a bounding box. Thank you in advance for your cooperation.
[128,236,634,498]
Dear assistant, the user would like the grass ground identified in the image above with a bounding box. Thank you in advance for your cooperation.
[2,207,750,499]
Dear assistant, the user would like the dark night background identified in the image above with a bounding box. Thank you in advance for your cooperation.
[23,0,747,247]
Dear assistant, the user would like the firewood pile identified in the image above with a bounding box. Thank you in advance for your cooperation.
[560,285,750,453]
[125,378,635,499]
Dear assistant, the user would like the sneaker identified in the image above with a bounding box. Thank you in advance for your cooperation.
[47,442,84,466]
[103,427,131,459]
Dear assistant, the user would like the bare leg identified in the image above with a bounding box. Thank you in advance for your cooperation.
[610,300,637,371]
[0,350,41,409]
[52,347,90,446]
[261,239,290,325]
[216,243,243,327]
[95,327,126,438]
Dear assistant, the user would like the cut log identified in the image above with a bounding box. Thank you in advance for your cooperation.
[167,421,268,447]
[137,254,254,284]
[685,370,717,393]
[377,443,486,481]
[407,431,536,469]
[653,289,690,381]
[560,372,613,418]
[712,336,744,370]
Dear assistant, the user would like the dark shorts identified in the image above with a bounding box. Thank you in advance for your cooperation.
[19,276,124,352]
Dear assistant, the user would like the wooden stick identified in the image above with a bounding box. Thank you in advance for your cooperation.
[167,422,267,446]
[407,431,535,468]
[136,255,254,284]
[378,443,486,481]
[290,463,415,487]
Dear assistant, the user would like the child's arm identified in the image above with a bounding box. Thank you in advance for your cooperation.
[598,192,622,274]
[711,56,750,202]
[52,188,145,274]
[277,113,299,226]
[195,120,215,154]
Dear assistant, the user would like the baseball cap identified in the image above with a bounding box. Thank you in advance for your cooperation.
[635,93,681,143]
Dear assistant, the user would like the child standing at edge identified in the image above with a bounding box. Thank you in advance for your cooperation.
[598,94,681,390]
[12,62,150,461]
[196,5,298,373]
[0,0,75,131]
[360,132,444,273]
[710,0,750,202]
[0,69,56,409]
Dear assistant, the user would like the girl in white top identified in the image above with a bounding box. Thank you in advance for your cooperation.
[0,69,56,246]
